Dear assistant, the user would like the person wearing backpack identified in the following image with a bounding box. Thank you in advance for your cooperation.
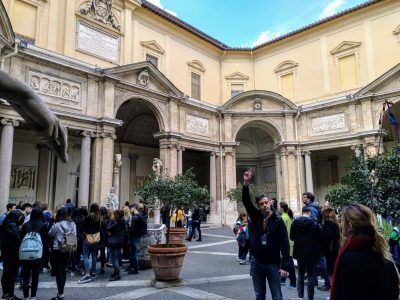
[126,204,146,275]
[236,215,250,264]
[20,208,46,300]
[1,209,25,300]
[186,208,202,242]
[107,210,125,281]
[48,207,77,300]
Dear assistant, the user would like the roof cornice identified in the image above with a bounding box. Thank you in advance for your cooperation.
[141,0,382,52]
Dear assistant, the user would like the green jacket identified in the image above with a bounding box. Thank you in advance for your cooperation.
[281,212,294,256]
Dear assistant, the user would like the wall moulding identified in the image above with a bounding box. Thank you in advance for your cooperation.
[309,113,348,136]
[185,113,210,136]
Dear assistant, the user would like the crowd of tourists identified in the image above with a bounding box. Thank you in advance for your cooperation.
[237,170,400,300]
[0,200,148,300]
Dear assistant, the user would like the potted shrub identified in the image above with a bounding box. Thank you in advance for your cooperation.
[137,169,210,281]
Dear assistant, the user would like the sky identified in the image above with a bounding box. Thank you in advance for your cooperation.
[146,0,370,47]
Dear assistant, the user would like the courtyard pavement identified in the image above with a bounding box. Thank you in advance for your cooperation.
[2,226,330,299]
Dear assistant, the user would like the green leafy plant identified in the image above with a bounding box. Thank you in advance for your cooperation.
[227,182,261,204]
[136,168,211,245]
[326,143,400,218]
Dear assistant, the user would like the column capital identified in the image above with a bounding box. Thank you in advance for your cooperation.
[82,130,96,138]
[177,145,185,152]
[210,151,217,157]
[129,154,139,160]
[302,150,312,156]
[1,118,19,127]
[97,131,117,140]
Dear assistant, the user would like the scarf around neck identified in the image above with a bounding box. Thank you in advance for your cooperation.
[330,235,374,300]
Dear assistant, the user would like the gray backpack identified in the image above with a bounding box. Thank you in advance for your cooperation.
[59,223,77,253]
[19,232,43,260]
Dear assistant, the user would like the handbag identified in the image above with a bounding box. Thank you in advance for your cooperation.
[86,232,100,244]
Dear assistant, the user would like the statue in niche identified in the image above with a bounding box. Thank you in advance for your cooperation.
[152,158,162,177]
[80,0,121,31]
[0,70,68,163]
[106,187,119,210]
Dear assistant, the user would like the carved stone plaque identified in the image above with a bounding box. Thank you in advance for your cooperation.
[186,114,209,135]
[311,113,347,135]
[76,21,120,63]
[28,71,82,108]
[10,166,36,189]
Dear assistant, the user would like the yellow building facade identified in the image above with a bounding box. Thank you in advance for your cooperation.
[0,0,399,224]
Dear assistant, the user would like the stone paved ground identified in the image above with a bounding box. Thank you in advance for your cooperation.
[1,226,330,299]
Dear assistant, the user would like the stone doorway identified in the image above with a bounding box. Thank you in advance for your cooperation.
[116,99,161,204]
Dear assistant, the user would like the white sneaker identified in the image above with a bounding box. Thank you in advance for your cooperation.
[42,268,48,274]
[237,258,241,262]
[239,259,247,265]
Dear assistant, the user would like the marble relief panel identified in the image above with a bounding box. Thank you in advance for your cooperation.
[28,71,82,108]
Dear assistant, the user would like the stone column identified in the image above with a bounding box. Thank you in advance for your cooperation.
[303,151,314,194]
[113,154,122,201]
[0,119,18,209]
[280,147,289,201]
[209,152,217,212]
[36,145,50,203]
[159,138,170,175]
[224,147,238,226]
[169,143,178,177]
[274,153,282,201]
[78,131,92,208]
[177,146,184,175]
[129,154,139,203]
[287,147,301,212]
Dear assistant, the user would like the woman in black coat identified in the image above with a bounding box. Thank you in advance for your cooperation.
[1,209,25,300]
[330,203,399,300]
[321,206,340,282]
[106,209,125,281]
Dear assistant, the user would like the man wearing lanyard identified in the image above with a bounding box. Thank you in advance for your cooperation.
[242,170,290,300]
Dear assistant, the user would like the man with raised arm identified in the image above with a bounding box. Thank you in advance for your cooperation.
[242,170,290,300]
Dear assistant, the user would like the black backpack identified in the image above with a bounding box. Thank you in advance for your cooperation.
[131,214,147,237]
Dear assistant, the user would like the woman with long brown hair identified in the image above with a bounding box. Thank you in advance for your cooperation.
[330,203,399,300]
[321,206,340,285]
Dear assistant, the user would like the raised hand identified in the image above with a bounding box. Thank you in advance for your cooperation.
[243,170,253,186]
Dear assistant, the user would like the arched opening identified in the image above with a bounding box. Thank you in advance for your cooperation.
[116,99,162,204]
[235,120,280,211]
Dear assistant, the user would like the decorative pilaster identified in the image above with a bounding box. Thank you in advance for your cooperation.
[209,152,217,213]
[274,153,282,201]
[0,119,19,209]
[36,144,50,204]
[129,154,139,202]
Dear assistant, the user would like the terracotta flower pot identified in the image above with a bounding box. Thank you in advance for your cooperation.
[148,244,188,281]
[168,227,187,244]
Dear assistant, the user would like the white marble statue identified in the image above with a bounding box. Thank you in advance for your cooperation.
[106,187,119,210]
[152,158,163,177]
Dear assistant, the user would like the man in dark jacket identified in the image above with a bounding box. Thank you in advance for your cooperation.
[187,208,201,242]
[291,207,322,300]
[1,209,25,300]
[126,204,145,274]
[242,171,290,300]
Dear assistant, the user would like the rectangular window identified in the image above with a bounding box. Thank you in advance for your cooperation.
[231,84,244,97]
[146,54,158,68]
[280,73,295,99]
[191,72,201,100]
[338,54,357,90]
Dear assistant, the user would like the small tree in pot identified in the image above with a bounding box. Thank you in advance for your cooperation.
[136,169,210,281]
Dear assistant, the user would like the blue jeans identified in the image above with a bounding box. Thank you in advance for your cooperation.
[315,255,330,288]
[250,257,283,300]
[109,248,120,273]
[129,237,139,271]
[82,240,98,274]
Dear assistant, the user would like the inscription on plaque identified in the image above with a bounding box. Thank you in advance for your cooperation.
[29,71,82,108]
[311,113,347,135]
[76,21,120,63]
[186,114,209,135]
